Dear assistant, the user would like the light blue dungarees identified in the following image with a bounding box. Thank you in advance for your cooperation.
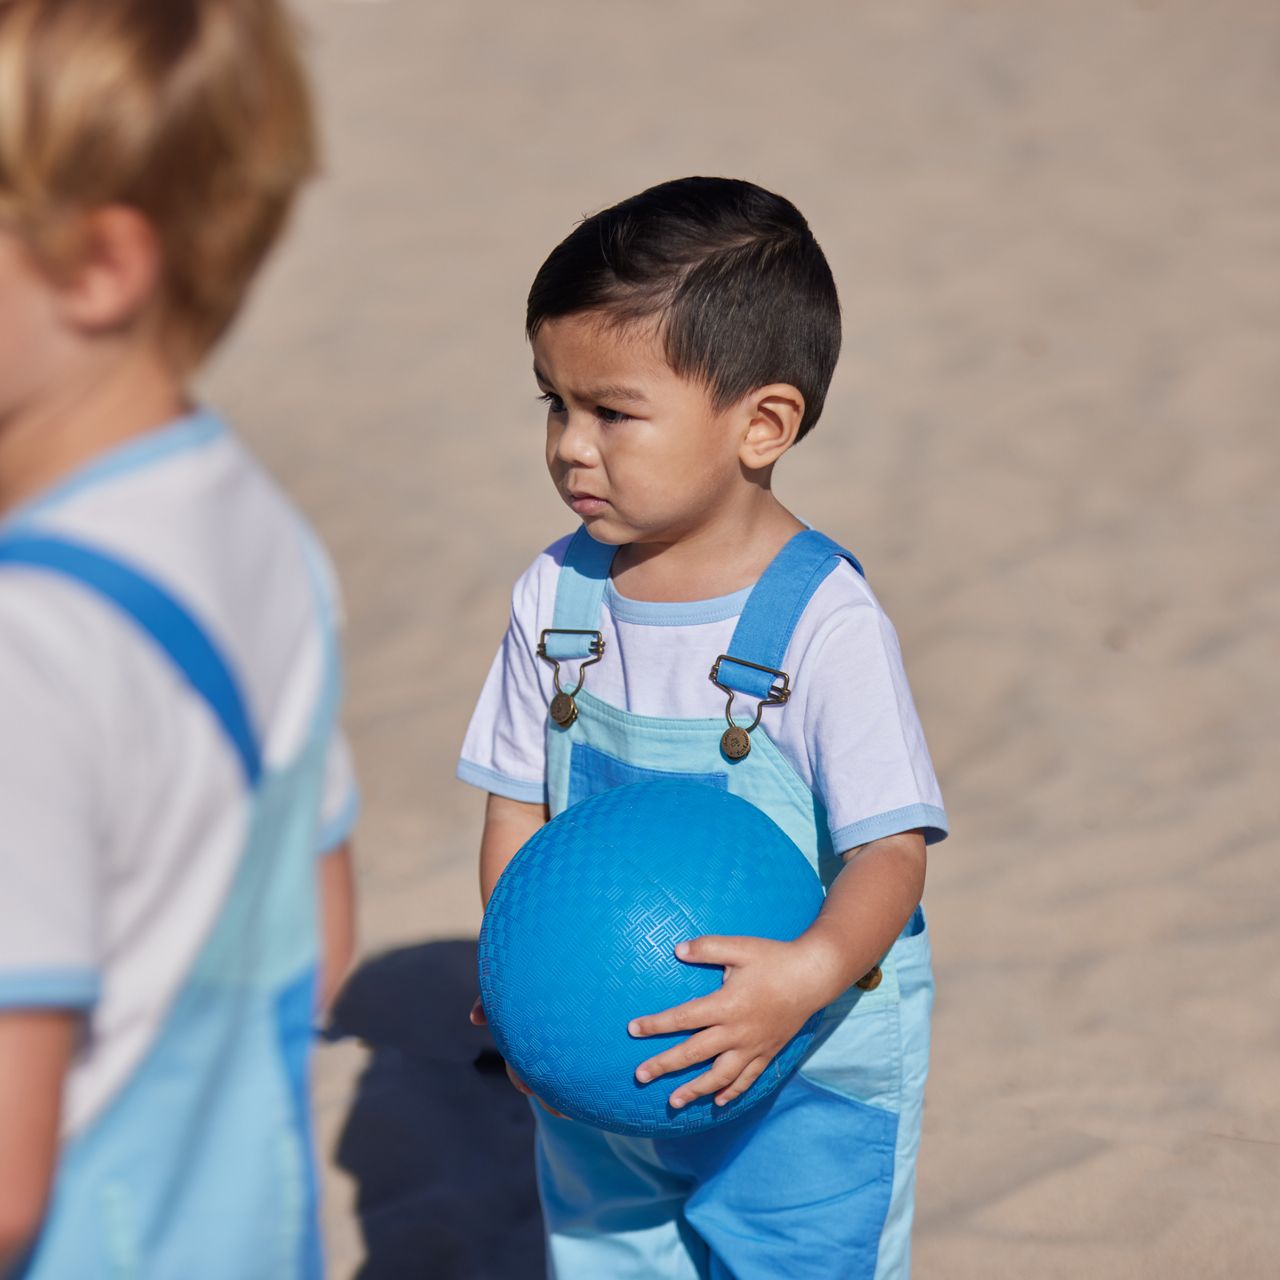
[0,532,337,1280]
[533,528,934,1280]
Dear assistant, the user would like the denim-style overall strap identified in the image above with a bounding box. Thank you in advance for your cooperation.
[0,533,261,786]
[544,525,618,659]
[713,530,864,699]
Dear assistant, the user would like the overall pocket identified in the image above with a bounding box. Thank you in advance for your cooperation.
[567,741,727,809]
[797,907,932,1114]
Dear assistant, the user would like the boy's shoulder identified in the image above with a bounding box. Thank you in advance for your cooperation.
[0,559,141,830]
[0,564,121,708]
[0,409,338,743]
[525,532,577,577]
[3,409,327,596]
[784,552,907,684]
[801,552,884,625]
[507,531,576,617]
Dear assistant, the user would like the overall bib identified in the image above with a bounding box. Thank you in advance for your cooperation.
[0,533,337,1280]
[533,528,934,1280]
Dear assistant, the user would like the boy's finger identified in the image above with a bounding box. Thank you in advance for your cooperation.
[714,1057,767,1106]
[469,996,487,1026]
[667,1054,745,1109]
[674,935,755,968]
[627,992,721,1038]
[505,1064,533,1096]
[634,1028,727,1083]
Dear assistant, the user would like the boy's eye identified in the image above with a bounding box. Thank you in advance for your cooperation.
[596,407,630,424]
[537,391,566,414]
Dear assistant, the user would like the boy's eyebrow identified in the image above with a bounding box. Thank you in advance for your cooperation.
[585,383,650,406]
[533,366,649,406]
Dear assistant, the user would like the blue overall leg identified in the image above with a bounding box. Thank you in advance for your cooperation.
[536,1109,712,1280]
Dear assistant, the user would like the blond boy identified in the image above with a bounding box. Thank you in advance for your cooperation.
[0,3,357,1275]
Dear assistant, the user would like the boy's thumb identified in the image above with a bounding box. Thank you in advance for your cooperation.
[675,935,749,968]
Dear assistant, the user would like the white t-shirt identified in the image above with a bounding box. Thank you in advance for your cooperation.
[0,409,358,1135]
[459,534,947,853]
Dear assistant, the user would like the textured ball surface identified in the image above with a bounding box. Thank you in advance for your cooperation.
[478,780,825,1136]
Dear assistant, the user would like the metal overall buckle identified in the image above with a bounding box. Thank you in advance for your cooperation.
[708,654,791,761]
[537,629,605,728]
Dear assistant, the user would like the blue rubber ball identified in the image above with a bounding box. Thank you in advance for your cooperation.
[477,780,826,1137]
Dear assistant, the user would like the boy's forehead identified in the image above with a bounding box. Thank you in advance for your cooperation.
[532,312,670,398]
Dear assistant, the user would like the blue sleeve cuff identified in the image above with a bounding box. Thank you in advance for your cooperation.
[456,759,547,805]
[0,968,101,1010]
[316,786,360,856]
[831,803,949,852]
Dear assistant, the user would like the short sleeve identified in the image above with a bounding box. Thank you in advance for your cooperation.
[800,582,948,851]
[0,592,106,1010]
[456,544,563,804]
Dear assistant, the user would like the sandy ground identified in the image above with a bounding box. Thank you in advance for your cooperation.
[201,1,1280,1275]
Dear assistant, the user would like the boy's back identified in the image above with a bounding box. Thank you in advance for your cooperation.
[0,412,357,1275]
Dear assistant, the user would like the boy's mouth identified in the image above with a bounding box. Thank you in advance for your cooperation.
[568,492,609,516]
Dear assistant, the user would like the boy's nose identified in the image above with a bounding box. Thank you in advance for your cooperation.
[554,415,599,466]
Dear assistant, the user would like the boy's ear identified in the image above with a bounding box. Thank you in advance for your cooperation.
[738,383,805,472]
[54,206,162,337]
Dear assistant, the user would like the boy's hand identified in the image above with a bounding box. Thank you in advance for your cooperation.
[469,997,564,1117]
[628,934,845,1109]
[629,832,927,1110]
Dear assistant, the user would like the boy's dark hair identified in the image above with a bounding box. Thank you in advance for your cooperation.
[526,177,841,440]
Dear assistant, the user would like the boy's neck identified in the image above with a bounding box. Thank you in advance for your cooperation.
[611,488,806,603]
[0,346,186,519]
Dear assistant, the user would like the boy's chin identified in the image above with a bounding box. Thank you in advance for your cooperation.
[578,515,632,545]
[561,499,633,544]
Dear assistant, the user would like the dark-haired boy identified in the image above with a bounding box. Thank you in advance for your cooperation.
[461,177,948,1280]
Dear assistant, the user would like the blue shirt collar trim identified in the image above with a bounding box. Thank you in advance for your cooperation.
[604,579,751,627]
[2,407,227,529]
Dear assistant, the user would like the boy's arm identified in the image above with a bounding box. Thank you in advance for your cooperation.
[789,831,927,1001]
[0,1011,78,1271]
[630,831,926,1108]
[479,793,548,906]
[317,841,356,1013]
[471,793,553,1105]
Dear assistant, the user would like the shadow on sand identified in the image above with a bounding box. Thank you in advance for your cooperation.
[329,939,547,1280]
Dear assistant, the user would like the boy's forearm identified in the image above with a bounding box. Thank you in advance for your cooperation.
[0,1011,76,1270]
[479,793,549,906]
[793,831,927,1010]
[317,841,356,1013]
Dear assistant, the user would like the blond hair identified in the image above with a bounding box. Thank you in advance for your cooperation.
[0,0,318,365]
